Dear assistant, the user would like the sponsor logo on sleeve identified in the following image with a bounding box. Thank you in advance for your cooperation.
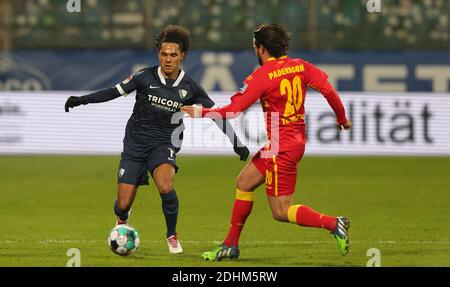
[122,75,133,85]
[237,82,248,94]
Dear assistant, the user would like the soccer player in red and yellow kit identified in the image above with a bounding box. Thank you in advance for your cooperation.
[182,24,352,260]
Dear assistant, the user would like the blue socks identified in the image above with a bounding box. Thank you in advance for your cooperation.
[114,191,178,238]
[114,200,129,221]
[160,190,179,238]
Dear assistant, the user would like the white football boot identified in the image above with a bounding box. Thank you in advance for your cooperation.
[167,234,183,254]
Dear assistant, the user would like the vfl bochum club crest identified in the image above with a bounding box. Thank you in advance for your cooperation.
[178,89,188,99]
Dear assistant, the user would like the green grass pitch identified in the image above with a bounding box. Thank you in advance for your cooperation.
[0,155,449,267]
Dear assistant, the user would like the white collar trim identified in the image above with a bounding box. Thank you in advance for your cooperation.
[157,66,185,87]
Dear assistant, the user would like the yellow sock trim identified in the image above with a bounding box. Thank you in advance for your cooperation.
[287,205,302,223]
[236,189,254,202]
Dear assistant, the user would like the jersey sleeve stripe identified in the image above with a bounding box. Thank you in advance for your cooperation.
[115,84,127,96]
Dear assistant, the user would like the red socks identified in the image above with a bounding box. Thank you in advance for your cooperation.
[223,189,254,247]
[288,205,336,231]
[222,192,336,247]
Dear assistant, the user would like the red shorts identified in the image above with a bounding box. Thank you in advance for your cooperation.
[252,147,305,196]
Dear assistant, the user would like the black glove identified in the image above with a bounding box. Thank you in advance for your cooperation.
[65,96,87,112]
[233,145,250,161]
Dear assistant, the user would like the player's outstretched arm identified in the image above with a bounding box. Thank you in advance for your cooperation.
[304,61,351,130]
[181,77,263,119]
[316,81,347,124]
[312,80,352,131]
[180,106,250,160]
[212,119,250,161]
[186,82,251,161]
[64,87,122,112]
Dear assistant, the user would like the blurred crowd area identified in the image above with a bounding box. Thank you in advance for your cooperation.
[0,0,448,50]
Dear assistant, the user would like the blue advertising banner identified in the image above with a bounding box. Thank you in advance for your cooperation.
[0,51,449,92]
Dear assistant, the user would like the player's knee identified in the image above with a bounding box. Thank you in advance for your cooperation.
[157,182,173,194]
[236,174,251,192]
[271,210,288,222]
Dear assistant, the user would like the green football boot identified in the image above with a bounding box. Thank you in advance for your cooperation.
[331,216,351,256]
[202,244,240,261]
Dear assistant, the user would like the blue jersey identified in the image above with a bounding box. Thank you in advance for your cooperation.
[116,66,214,159]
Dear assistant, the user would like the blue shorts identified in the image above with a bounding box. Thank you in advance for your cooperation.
[117,145,178,186]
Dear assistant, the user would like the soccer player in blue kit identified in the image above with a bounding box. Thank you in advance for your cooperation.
[65,25,249,254]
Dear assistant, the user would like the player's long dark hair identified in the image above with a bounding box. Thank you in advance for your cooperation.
[155,25,190,53]
[254,23,291,58]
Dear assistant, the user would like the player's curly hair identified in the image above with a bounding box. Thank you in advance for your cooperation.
[155,25,190,53]
[254,23,291,58]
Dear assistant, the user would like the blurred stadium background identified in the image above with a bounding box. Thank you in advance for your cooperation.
[1,0,448,50]
[0,0,449,267]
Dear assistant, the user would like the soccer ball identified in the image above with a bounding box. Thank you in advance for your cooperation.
[108,224,140,256]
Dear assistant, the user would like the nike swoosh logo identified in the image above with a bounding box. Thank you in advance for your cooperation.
[150,85,160,89]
